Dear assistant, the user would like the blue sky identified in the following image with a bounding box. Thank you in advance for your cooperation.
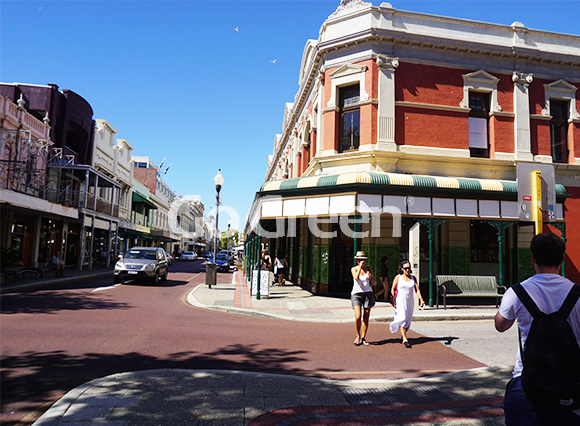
[2,0,579,234]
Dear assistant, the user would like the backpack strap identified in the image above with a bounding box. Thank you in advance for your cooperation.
[512,283,541,363]
[559,284,580,319]
[512,283,543,319]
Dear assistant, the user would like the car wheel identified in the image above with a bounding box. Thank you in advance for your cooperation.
[161,269,167,282]
[114,276,121,284]
[150,271,159,285]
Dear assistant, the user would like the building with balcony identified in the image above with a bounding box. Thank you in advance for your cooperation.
[0,83,110,270]
[0,94,80,269]
[245,1,580,299]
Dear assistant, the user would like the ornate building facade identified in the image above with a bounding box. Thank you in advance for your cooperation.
[246,1,580,299]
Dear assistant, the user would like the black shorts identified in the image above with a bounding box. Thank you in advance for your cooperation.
[351,291,375,309]
[276,267,285,276]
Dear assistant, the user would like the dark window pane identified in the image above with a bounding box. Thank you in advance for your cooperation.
[550,100,569,163]
[341,110,360,152]
[340,85,360,107]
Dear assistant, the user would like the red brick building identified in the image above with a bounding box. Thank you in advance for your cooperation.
[246,1,580,299]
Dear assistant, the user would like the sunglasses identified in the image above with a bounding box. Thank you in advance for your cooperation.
[402,267,412,271]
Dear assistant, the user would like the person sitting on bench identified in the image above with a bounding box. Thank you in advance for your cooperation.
[48,252,65,278]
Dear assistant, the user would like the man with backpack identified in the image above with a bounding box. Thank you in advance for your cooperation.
[495,232,580,425]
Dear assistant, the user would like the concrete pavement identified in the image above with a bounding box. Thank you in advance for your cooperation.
[11,267,510,425]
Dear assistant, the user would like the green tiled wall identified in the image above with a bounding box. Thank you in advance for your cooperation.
[312,245,320,283]
[441,246,470,275]
[320,246,329,284]
[518,248,534,282]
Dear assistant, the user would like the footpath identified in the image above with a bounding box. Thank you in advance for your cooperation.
[2,266,509,425]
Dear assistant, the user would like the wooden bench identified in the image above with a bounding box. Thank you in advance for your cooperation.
[435,275,506,309]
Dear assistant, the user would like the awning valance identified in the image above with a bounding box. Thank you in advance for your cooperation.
[260,171,567,198]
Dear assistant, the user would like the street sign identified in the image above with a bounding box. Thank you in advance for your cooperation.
[516,163,556,222]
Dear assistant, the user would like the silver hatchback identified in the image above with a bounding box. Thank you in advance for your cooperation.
[114,247,169,285]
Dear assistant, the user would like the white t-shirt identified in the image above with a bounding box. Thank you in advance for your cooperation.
[498,273,580,378]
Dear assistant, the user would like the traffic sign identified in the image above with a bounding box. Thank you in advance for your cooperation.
[516,163,556,222]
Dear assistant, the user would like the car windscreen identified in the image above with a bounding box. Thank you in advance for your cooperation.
[216,254,228,261]
[125,250,157,260]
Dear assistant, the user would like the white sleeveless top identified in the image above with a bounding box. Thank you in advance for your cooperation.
[352,270,373,295]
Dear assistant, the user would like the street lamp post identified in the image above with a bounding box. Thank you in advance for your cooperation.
[210,169,224,288]
[227,218,231,249]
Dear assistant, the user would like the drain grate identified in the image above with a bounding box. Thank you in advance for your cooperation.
[343,385,452,405]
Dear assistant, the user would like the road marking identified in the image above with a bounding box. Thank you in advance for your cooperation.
[92,284,120,292]
[187,272,202,282]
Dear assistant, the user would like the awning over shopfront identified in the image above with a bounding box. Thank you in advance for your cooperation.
[132,192,157,209]
[260,171,566,197]
[246,171,567,233]
[151,229,180,242]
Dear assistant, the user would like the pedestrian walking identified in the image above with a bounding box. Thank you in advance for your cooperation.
[375,256,390,302]
[495,233,580,425]
[260,249,272,271]
[274,253,288,286]
[389,260,424,347]
[351,251,376,346]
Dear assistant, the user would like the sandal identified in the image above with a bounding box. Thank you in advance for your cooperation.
[354,337,361,346]
[403,339,411,348]
[361,338,370,346]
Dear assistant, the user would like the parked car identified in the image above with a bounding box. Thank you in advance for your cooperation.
[181,251,198,261]
[215,253,231,272]
[201,251,213,259]
[114,247,169,285]
[164,251,173,265]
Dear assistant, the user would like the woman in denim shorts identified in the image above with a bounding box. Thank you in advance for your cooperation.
[351,251,376,346]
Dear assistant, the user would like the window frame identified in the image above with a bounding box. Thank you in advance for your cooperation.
[338,84,361,153]
[468,91,491,158]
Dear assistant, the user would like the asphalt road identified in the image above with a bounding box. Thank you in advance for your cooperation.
[1,260,513,426]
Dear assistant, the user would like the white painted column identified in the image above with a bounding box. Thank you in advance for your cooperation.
[513,71,534,161]
[376,55,399,151]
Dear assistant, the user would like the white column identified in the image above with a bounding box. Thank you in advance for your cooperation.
[376,55,399,151]
[513,71,534,161]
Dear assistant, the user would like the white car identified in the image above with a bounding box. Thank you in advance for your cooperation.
[181,251,198,261]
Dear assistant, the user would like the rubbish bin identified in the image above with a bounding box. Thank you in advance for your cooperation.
[206,263,216,288]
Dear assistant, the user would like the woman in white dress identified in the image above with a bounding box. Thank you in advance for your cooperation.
[389,260,425,347]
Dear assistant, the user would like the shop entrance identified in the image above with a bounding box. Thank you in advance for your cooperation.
[329,222,354,296]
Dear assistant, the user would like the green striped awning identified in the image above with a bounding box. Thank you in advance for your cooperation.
[260,171,567,197]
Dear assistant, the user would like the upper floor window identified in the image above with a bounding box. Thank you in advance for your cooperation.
[468,91,490,158]
[550,99,569,163]
[339,84,360,153]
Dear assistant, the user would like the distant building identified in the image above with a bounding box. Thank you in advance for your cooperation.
[131,155,181,252]
[245,1,580,297]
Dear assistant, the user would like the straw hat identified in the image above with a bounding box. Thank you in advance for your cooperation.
[354,251,367,260]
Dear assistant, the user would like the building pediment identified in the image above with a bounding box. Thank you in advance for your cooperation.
[544,79,577,94]
[462,69,500,85]
[330,63,367,79]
